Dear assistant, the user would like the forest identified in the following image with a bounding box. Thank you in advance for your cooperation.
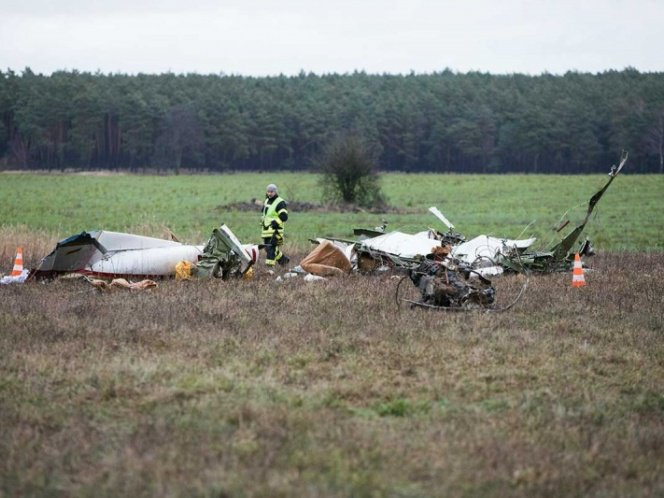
[0,68,662,174]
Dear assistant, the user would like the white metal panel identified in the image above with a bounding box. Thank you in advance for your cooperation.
[88,245,202,276]
[452,235,536,264]
[359,231,441,258]
[96,231,182,251]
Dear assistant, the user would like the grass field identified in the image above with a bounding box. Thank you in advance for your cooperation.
[1,171,663,265]
[1,254,663,496]
[1,172,663,496]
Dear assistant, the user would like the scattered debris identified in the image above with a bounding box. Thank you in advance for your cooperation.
[304,274,326,283]
[341,152,628,278]
[310,154,626,309]
[395,248,529,312]
[503,151,628,273]
[30,224,257,280]
[8,153,626,311]
[86,277,158,291]
[452,235,536,273]
[300,240,351,277]
[405,257,496,310]
[191,225,257,279]
[175,260,194,280]
[31,230,202,279]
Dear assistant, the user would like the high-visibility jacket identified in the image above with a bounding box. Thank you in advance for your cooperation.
[261,196,288,238]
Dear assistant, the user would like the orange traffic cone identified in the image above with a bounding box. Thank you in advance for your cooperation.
[10,247,24,277]
[571,252,586,288]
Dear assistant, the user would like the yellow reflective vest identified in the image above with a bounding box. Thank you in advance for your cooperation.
[261,196,287,238]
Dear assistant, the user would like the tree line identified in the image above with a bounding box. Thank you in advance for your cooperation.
[0,68,662,174]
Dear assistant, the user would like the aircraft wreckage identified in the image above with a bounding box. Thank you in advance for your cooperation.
[19,152,626,310]
[309,152,628,310]
[30,225,258,281]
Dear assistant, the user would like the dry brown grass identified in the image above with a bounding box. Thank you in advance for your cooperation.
[0,225,61,271]
[1,251,663,497]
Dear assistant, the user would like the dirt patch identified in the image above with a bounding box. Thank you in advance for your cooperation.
[220,199,405,213]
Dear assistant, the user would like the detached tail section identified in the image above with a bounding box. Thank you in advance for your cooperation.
[550,151,628,260]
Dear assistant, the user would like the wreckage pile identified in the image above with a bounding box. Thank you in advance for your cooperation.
[3,154,627,311]
[24,225,257,283]
[404,247,496,310]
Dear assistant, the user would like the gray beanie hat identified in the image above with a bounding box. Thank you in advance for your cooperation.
[266,183,278,193]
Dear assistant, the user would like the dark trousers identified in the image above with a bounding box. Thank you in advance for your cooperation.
[263,234,285,266]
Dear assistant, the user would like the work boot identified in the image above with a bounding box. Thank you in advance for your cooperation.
[277,254,290,266]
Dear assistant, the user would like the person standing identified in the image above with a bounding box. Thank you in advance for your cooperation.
[261,183,289,266]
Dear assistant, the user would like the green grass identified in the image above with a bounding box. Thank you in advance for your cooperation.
[2,171,663,252]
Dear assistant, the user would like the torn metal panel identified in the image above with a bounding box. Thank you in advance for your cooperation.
[549,151,628,262]
[452,235,537,265]
[357,230,442,260]
[195,227,242,278]
[35,231,106,273]
[351,231,441,273]
[348,209,464,273]
[187,224,257,279]
[499,152,628,273]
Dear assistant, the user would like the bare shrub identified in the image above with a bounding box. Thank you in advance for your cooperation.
[317,134,385,208]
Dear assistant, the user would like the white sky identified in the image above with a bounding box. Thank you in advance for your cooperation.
[1,0,662,76]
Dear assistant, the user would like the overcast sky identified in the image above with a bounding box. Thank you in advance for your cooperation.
[1,0,662,76]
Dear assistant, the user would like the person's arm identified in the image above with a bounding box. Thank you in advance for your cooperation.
[275,201,288,224]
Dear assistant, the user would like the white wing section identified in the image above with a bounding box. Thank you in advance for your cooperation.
[88,245,203,276]
[452,235,536,264]
[96,231,182,251]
